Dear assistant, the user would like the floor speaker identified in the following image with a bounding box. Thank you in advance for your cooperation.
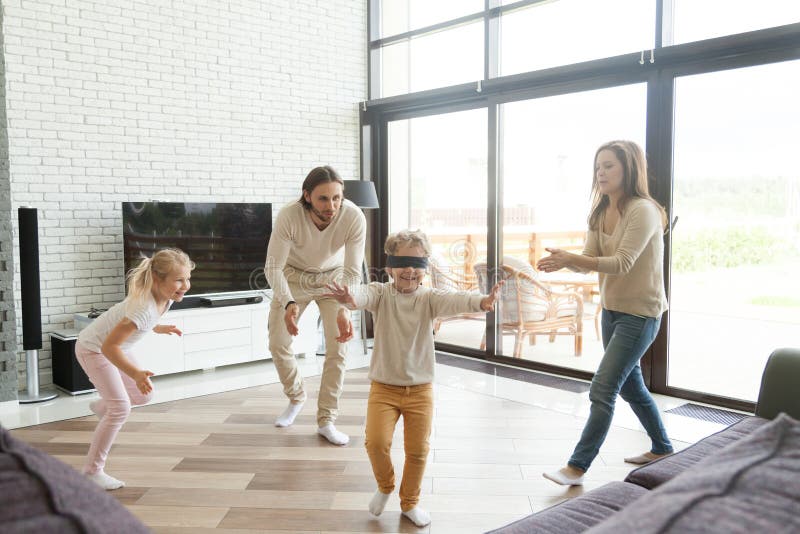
[51,331,94,394]
[18,207,58,403]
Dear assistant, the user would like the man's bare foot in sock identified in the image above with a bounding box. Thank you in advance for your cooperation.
[543,465,585,486]
[275,401,304,427]
[368,489,391,516]
[624,451,673,464]
[402,506,431,527]
[317,423,349,445]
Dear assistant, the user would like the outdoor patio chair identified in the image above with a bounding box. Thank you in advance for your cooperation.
[474,262,584,357]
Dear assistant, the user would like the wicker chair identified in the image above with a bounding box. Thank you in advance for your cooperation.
[474,262,584,357]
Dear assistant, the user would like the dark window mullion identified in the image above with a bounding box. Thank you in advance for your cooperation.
[485,102,500,357]
[643,67,674,392]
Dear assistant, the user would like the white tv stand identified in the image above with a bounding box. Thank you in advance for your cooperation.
[73,291,320,377]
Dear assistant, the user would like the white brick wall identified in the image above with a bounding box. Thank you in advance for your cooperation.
[2,0,367,387]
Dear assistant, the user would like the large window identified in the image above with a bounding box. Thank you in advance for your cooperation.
[670,0,800,45]
[500,0,655,76]
[387,109,488,352]
[669,60,800,402]
[499,84,647,371]
[366,1,800,408]
[377,0,483,38]
[379,22,484,98]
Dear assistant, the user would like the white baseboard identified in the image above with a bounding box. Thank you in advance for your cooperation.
[0,399,20,414]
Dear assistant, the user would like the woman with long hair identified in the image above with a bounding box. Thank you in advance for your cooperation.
[538,140,674,485]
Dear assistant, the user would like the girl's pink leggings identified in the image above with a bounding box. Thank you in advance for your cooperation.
[75,342,152,474]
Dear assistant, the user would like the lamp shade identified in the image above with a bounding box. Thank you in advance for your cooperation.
[343,180,379,209]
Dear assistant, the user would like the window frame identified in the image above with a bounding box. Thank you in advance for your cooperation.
[364,5,800,411]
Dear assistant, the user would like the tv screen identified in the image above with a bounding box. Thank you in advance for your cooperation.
[122,202,272,295]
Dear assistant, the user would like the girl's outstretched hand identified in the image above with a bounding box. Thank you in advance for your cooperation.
[323,282,357,308]
[481,280,505,311]
[154,324,182,336]
[134,369,155,395]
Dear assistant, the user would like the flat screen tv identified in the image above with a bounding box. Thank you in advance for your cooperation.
[122,201,272,296]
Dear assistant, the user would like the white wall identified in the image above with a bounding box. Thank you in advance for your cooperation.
[2,0,367,387]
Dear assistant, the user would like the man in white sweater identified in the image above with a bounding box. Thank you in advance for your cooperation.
[264,166,367,445]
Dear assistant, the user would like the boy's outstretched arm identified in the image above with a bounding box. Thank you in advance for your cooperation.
[480,280,505,311]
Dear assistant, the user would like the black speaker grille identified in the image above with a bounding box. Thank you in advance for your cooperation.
[18,207,42,350]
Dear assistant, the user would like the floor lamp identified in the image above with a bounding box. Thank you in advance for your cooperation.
[343,180,379,355]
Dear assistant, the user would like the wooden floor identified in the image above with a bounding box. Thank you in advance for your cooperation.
[11,367,655,533]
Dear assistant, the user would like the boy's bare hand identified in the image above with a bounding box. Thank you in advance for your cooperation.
[480,280,505,311]
[322,282,357,308]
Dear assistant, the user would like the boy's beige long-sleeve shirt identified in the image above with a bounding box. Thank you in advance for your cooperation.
[353,283,485,386]
[579,197,668,318]
[264,199,366,308]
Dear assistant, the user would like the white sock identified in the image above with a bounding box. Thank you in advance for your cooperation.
[368,489,391,516]
[542,467,585,486]
[402,506,431,527]
[86,470,125,491]
[89,400,105,418]
[274,401,304,427]
[317,423,349,446]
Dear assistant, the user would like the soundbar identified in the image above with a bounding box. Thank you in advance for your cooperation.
[202,295,263,308]
[169,294,264,310]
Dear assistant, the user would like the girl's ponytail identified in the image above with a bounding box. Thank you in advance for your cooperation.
[126,255,154,303]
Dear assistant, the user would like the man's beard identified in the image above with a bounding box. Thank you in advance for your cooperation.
[311,206,335,222]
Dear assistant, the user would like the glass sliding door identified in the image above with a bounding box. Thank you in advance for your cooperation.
[668,60,800,401]
[387,108,489,351]
[498,84,648,372]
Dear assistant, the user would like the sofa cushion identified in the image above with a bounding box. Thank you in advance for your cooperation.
[485,482,648,534]
[0,425,150,534]
[625,415,768,489]
[587,413,800,534]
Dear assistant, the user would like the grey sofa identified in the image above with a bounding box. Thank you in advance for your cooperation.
[487,347,800,534]
[0,423,151,533]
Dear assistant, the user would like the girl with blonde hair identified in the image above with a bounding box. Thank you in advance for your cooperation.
[75,248,194,490]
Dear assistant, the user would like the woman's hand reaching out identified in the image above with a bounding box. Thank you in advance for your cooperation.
[537,247,572,273]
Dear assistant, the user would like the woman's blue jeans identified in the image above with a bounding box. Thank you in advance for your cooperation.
[568,309,673,472]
